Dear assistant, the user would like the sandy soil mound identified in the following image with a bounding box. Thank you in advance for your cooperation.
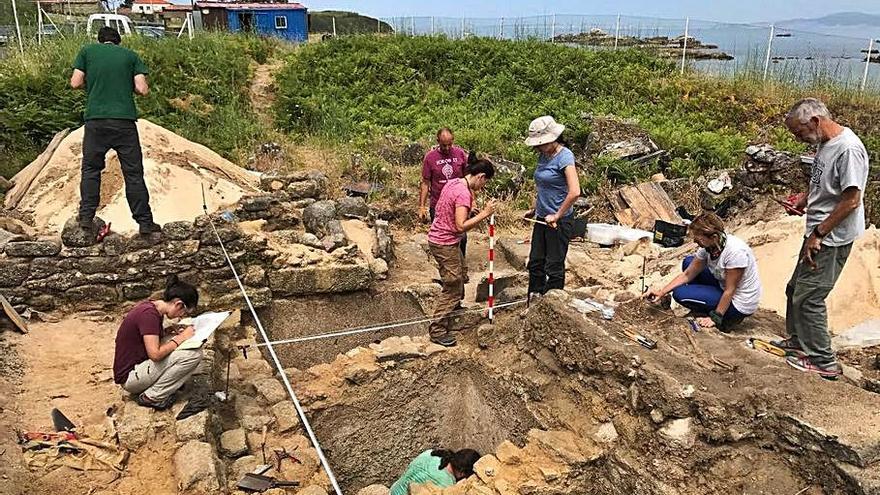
[12,120,259,234]
[735,216,880,333]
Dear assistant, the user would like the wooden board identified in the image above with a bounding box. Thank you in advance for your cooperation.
[4,128,70,210]
[636,182,683,224]
[618,185,660,230]
[606,190,637,227]
[0,293,28,334]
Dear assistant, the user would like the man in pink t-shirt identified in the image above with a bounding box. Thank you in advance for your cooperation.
[420,128,468,221]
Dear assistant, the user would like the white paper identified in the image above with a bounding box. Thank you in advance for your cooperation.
[176,311,232,350]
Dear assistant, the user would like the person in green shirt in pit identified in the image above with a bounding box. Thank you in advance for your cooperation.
[70,26,161,236]
[390,448,480,495]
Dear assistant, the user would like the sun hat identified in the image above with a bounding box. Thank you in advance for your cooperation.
[524,116,565,147]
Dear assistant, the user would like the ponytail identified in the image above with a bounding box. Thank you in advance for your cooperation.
[431,448,481,479]
[163,274,199,311]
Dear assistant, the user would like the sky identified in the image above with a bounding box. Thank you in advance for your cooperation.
[302,0,880,24]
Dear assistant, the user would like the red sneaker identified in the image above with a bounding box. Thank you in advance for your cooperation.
[785,355,842,380]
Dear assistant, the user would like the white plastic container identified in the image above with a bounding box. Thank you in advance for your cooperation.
[585,223,652,246]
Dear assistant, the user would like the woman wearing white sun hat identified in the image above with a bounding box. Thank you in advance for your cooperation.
[524,116,581,302]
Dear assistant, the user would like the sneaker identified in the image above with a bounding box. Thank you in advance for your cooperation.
[138,222,162,235]
[785,355,842,380]
[430,334,457,347]
[135,392,175,410]
[770,337,805,356]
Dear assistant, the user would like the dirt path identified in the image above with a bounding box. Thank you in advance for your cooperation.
[249,59,282,128]
[0,316,176,495]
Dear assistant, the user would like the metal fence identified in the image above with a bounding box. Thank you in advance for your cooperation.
[378,14,880,91]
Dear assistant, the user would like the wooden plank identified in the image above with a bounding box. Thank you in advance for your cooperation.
[606,190,637,227]
[4,128,70,210]
[0,293,28,334]
[618,185,659,230]
[637,182,683,224]
[613,208,636,227]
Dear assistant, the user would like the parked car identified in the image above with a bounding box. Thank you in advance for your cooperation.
[86,13,133,36]
[134,25,165,38]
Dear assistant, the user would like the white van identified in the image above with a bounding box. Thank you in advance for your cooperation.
[86,14,134,36]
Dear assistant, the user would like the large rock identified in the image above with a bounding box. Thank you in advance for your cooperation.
[220,428,249,458]
[176,410,210,442]
[174,440,222,491]
[5,239,62,257]
[65,285,119,308]
[297,486,329,495]
[230,455,260,483]
[271,401,301,433]
[61,216,106,248]
[303,200,337,237]
[372,220,393,261]
[357,485,390,495]
[253,377,287,406]
[659,418,696,449]
[117,403,154,449]
[267,264,372,296]
[163,221,195,240]
[288,179,320,199]
[337,196,369,218]
[0,260,29,288]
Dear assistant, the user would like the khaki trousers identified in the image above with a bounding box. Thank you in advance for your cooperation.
[428,242,465,339]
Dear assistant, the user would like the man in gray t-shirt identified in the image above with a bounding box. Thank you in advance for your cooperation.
[774,98,869,380]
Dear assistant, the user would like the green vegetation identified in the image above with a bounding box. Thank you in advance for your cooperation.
[0,33,275,178]
[309,11,393,35]
[275,35,880,196]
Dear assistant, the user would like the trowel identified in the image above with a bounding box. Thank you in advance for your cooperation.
[236,473,299,493]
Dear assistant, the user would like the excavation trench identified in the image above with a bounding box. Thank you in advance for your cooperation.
[247,290,880,494]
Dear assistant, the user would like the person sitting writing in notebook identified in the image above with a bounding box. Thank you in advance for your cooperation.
[113,275,202,410]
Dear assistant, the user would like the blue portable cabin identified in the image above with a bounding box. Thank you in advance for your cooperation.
[221,2,308,42]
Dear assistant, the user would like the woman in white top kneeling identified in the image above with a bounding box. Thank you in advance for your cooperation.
[646,213,762,332]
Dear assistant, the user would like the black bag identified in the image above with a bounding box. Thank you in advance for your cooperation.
[653,220,687,248]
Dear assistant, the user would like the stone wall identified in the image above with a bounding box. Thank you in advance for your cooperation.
[0,171,391,313]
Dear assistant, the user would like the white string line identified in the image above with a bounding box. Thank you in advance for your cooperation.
[203,208,344,495]
[248,298,527,349]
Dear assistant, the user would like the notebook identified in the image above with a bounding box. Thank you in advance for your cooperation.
[175,311,232,350]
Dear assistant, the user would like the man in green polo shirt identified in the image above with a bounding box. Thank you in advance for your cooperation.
[70,26,160,235]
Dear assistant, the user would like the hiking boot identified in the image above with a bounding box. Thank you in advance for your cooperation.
[138,222,162,235]
[135,392,175,410]
[430,334,457,347]
[770,337,805,356]
[785,355,842,380]
[78,217,97,234]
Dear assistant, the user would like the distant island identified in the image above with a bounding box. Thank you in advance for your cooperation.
[553,29,734,61]
[310,10,394,35]
[775,11,880,38]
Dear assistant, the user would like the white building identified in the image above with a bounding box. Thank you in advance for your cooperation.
[131,0,171,15]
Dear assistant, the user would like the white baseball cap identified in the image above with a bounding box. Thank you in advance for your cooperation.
[524,116,565,147]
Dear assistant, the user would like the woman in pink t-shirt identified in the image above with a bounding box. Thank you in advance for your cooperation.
[426,159,497,347]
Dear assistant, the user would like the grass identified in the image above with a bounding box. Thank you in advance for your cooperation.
[275,35,880,188]
[0,32,276,178]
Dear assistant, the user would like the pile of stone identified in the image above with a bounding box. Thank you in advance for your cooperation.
[0,170,385,313]
[738,143,809,189]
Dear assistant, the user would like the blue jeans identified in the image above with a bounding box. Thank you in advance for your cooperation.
[672,256,749,327]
